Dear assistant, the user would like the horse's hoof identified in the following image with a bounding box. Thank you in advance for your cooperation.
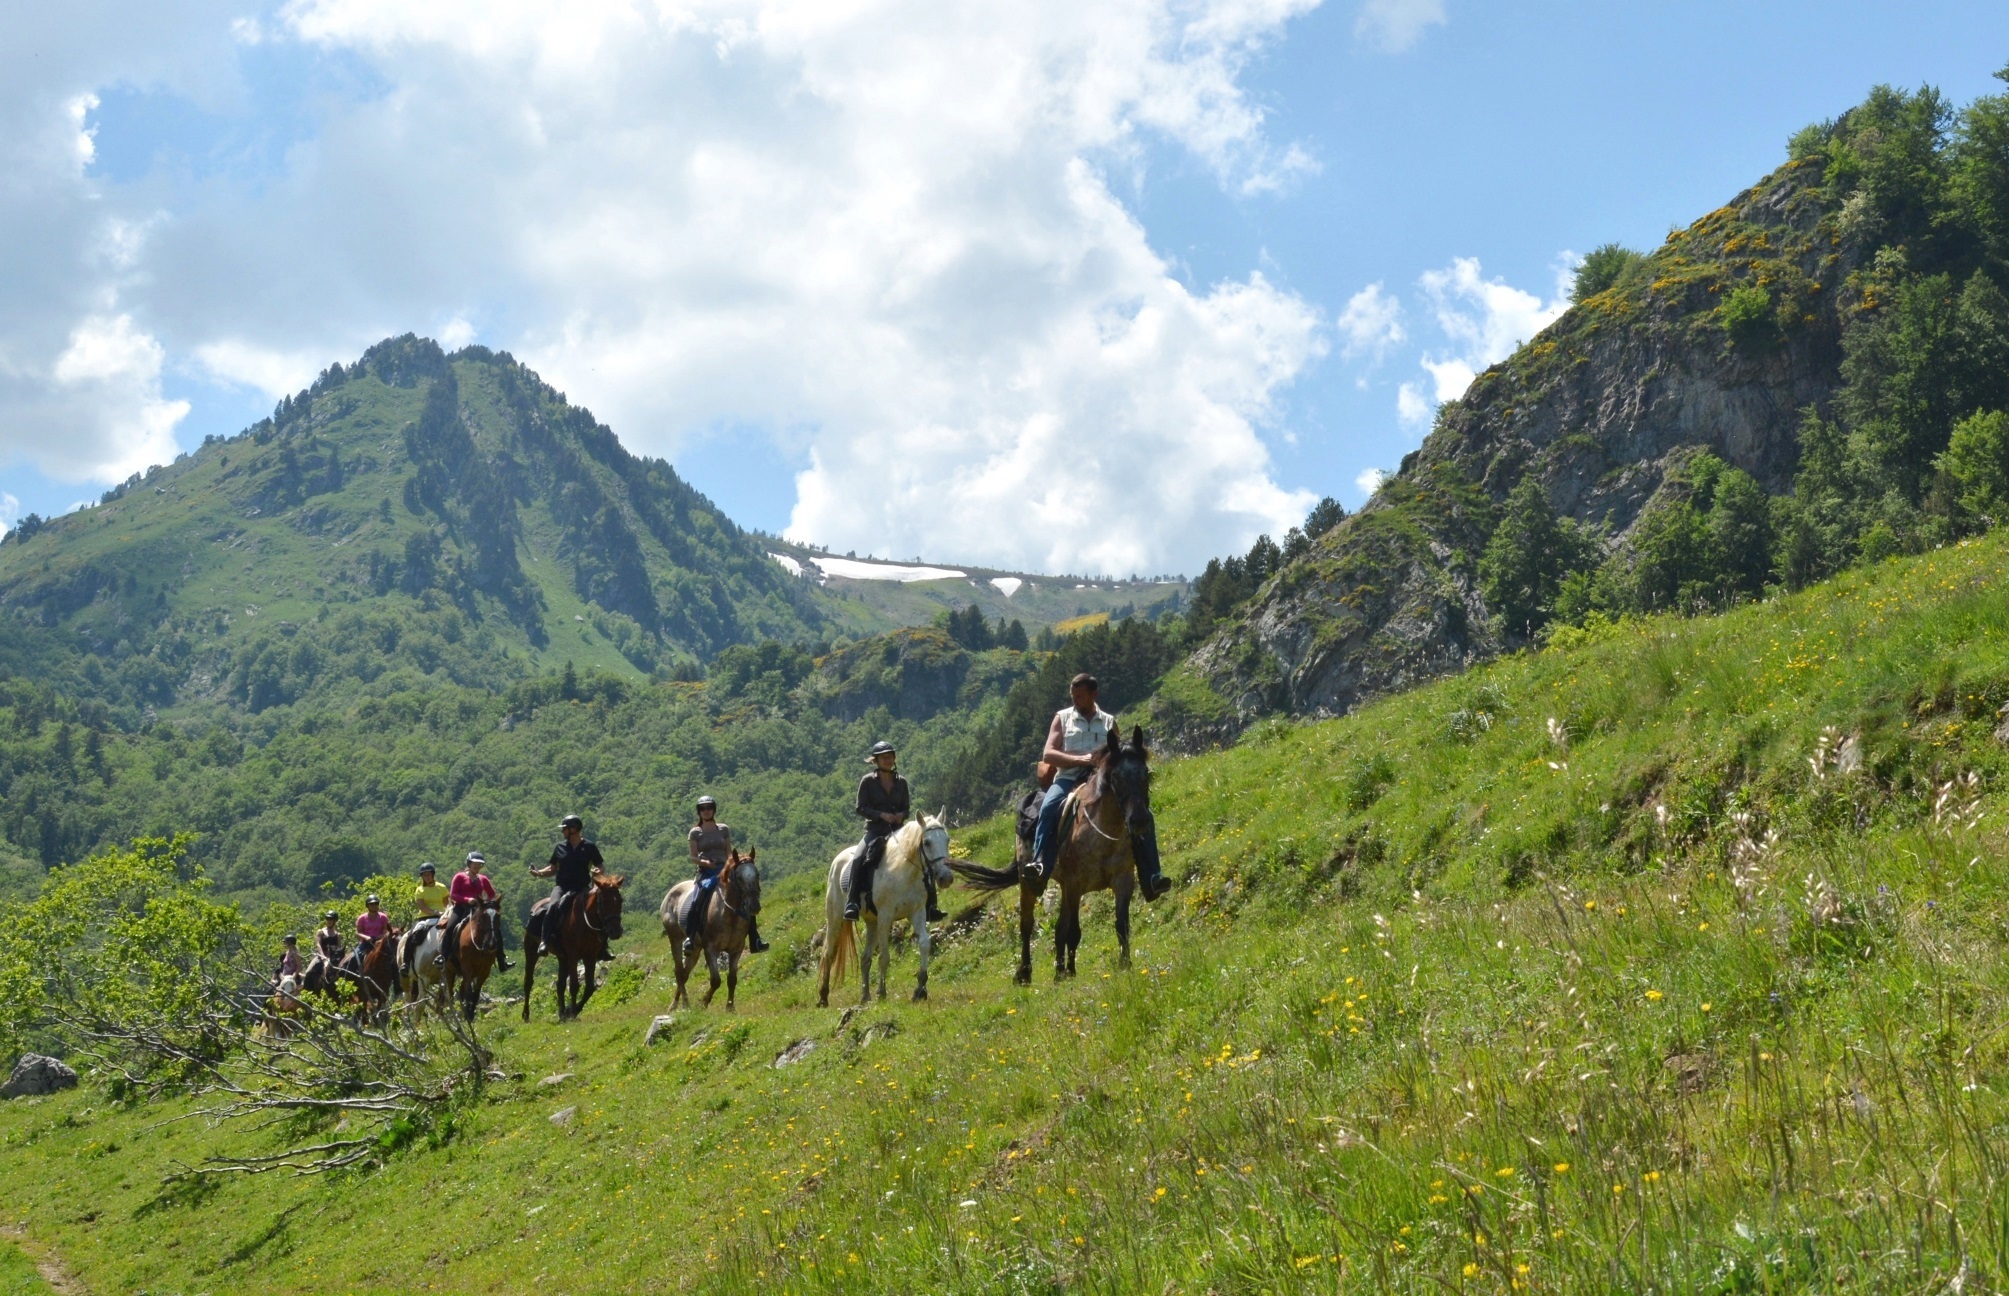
[912,987,927,1002]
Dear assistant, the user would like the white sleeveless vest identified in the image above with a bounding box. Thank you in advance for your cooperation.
[1057,706,1118,756]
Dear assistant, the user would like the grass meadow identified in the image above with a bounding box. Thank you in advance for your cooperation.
[6,536,2009,1292]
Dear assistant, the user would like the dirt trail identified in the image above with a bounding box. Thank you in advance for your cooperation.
[1,1226,84,1295]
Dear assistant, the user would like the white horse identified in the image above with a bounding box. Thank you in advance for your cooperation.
[399,921,451,1019]
[819,814,954,1006]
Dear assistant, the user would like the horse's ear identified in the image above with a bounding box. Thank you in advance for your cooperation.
[1132,726,1148,751]
[1105,728,1120,752]
[746,846,756,861]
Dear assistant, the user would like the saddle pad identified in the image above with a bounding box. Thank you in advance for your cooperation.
[678,883,710,933]
[1016,788,1042,843]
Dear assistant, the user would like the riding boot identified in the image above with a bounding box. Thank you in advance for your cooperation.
[747,917,770,954]
[922,866,946,924]
[843,850,872,922]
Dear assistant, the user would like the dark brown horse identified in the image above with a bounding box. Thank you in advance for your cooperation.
[522,873,626,1021]
[952,727,1163,982]
[444,902,502,1022]
[660,848,762,1011]
[344,927,404,1026]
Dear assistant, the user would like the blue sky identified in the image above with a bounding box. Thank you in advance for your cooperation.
[4,1,2008,574]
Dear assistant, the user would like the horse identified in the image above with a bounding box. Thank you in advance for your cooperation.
[818,814,954,1007]
[659,848,762,1010]
[444,901,503,1021]
[262,973,305,1038]
[400,923,451,1019]
[521,873,626,1021]
[342,927,404,1026]
[951,727,1162,982]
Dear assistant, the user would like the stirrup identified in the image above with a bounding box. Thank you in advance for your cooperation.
[842,902,860,922]
[926,906,947,923]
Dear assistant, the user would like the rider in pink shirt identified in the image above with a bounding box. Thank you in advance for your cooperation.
[355,894,391,947]
[441,852,512,973]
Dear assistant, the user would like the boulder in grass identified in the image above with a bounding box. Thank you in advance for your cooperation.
[2,1054,78,1098]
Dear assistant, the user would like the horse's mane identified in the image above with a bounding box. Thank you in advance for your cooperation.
[880,816,941,875]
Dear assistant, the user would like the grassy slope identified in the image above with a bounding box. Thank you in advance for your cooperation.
[7,537,2009,1292]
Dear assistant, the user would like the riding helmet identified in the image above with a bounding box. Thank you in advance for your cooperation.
[282,934,298,944]
[324,909,339,920]
[465,851,486,867]
[866,740,897,762]
[696,795,717,811]
[559,813,584,830]
[365,893,380,905]
[419,862,436,875]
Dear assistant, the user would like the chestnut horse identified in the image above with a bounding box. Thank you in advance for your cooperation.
[952,727,1162,982]
[444,901,503,1022]
[521,874,626,1021]
[659,848,761,1010]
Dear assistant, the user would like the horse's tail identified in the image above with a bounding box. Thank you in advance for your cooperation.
[828,919,856,987]
[949,858,1022,894]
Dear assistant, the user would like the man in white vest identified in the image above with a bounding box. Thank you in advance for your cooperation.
[1026,672,1170,900]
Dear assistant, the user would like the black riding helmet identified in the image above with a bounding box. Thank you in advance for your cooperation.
[866,740,896,762]
[560,813,583,831]
[419,862,436,876]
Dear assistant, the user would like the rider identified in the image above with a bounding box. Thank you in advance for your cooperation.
[529,814,604,954]
[311,909,346,978]
[441,851,513,972]
[683,796,769,956]
[355,893,391,955]
[272,933,303,991]
[1029,672,1172,901]
[404,862,449,978]
[844,741,945,924]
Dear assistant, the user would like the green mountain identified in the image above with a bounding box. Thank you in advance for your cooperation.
[1159,75,2009,744]
[0,336,836,717]
[6,512,2009,1294]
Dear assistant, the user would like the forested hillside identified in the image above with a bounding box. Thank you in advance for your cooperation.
[1161,73,2009,744]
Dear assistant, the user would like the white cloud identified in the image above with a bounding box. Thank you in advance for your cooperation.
[1354,466,1385,496]
[194,340,324,400]
[0,493,18,537]
[1354,0,1446,52]
[0,0,1329,571]
[1397,255,1567,425]
[1335,282,1403,363]
[21,314,190,481]
[438,316,478,351]
[1396,380,1431,428]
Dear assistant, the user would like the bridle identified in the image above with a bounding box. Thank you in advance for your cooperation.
[920,821,951,875]
[716,858,759,920]
[1078,753,1148,843]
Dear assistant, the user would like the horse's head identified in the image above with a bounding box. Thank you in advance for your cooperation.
[590,873,626,940]
[725,849,762,917]
[1104,728,1160,872]
[919,812,954,888]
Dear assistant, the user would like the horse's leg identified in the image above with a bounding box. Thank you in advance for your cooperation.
[674,938,692,1010]
[876,916,891,1002]
[817,939,832,1008]
[726,948,739,1012]
[581,954,599,1012]
[1016,879,1037,986]
[1114,880,1133,970]
[912,916,931,1002]
[521,938,540,1022]
[1053,888,1071,981]
[859,920,875,1007]
[703,947,721,1007]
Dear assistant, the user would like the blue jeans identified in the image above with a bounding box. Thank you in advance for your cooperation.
[1032,769,1087,869]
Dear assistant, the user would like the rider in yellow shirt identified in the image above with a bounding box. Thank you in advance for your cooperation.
[404,863,451,978]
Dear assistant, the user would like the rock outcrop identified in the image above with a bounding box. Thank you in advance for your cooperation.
[1157,157,1864,745]
[2,1054,78,1099]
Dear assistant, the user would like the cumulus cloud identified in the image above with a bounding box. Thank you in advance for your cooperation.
[1354,466,1386,496]
[1354,0,1446,52]
[1396,254,1566,427]
[1,0,1329,570]
[1335,282,1404,364]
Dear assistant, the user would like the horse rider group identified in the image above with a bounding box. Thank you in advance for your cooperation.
[271,664,1171,991]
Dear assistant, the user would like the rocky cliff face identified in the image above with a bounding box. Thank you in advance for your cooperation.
[1156,156,1865,745]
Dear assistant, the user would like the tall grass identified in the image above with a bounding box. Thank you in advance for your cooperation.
[4,538,2009,1292]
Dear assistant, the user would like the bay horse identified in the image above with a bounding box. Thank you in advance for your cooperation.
[521,873,626,1021]
[659,849,761,1010]
[952,727,1163,982]
[342,927,404,1026]
[444,901,502,1022]
[818,815,954,1007]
